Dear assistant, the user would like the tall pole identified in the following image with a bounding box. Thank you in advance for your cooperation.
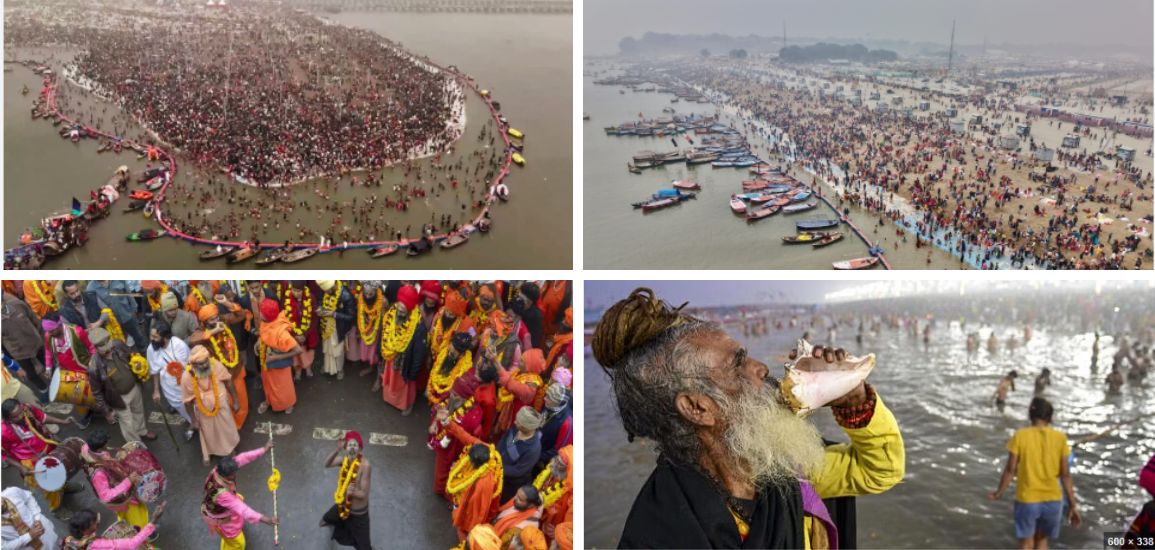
[947,19,955,75]
[783,21,787,50]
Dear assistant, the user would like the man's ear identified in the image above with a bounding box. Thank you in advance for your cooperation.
[675,391,718,428]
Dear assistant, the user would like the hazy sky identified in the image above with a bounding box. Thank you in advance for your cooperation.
[585,281,864,309]
[584,0,1154,55]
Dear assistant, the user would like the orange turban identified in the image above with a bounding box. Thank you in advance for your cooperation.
[558,445,573,488]
[259,298,281,323]
[445,288,468,317]
[198,304,219,323]
[522,349,545,375]
[466,525,501,550]
[564,307,572,328]
[517,527,547,550]
[140,280,162,291]
[489,311,510,338]
[554,522,573,550]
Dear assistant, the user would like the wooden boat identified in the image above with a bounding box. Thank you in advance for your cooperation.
[440,233,470,249]
[226,247,258,264]
[812,232,844,248]
[789,191,812,203]
[796,219,839,230]
[123,200,146,213]
[477,219,491,233]
[143,177,166,192]
[729,196,747,214]
[199,246,235,260]
[782,202,817,214]
[745,205,780,223]
[833,256,880,270]
[748,193,772,204]
[510,139,524,151]
[671,180,700,191]
[641,197,680,213]
[407,239,432,257]
[128,190,154,201]
[627,163,641,174]
[255,250,286,266]
[280,248,318,264]
[781,232,829,244]
[126,229,165,242]
[370,244,399,258]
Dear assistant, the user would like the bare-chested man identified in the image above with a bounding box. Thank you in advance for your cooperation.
[993,370,1018,411]
[320,431,372,550]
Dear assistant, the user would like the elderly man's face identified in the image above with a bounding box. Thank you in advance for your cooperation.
[673,331,774,429]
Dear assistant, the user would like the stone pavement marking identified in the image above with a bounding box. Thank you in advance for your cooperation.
[147,412,185,425]
[254,422,293,436]
[313,427,408,447]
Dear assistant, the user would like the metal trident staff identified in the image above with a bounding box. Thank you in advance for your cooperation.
[266,421,280,547]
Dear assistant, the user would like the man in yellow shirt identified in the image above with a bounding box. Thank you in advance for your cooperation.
[990,397,1082,549]
[591,288,905,549]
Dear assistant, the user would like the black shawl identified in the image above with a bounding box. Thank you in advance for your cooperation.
[619,457,804,549]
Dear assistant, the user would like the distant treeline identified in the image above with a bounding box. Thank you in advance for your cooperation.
[779,43,898,63]
[619,32,783,56]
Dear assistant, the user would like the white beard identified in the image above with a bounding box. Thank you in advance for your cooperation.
[720,384,826,486]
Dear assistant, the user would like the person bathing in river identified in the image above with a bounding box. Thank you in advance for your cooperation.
[1033,368,1052,395]
[993,370,1018,410]
[1105,366,1124,395]
[990,397,1081,550]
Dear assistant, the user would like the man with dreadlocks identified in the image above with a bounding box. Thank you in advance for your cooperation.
[591,288,905,549]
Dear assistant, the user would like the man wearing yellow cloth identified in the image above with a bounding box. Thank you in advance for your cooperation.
[592,289,905,549]
[181,346,240,467]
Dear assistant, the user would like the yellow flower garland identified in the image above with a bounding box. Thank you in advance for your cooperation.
[379,306,420,361]
[190,285,209,310]
[497,371,541,408]
[209,327,240,369]
[321,281,343,341]
[146,284,168,312]
[101,308,126,342]
[334,455,361,519]
[429,312,461,358]
[129,354,150,382]
[188,365,221,418]
[427,349,472,404]
[445,444,502,503]
[32,281,58,311]
[533,467,567,510]
[283,287,313,336]
[356,289,383,345]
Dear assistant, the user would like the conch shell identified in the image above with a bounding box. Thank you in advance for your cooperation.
[780,339,875,416]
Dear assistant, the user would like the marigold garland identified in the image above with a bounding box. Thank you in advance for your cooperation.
[101,308,126,342]
[190,285,209,310]
[497,371,541,408]
[32,281,58,311]
[445,444,502,502]
[129,354,150,382]
[356,288,383,345]
[533,467,568,510]
[321,281,343,340]
[146,284,168,312]
[283,287,313,336]
[188,364,221,418]
[209,327,239,369]
[380,306,420,361]
[429,312,461,358]
[334,456,361,520]
[427,349,472,405]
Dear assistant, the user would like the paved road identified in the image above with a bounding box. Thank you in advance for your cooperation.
[2,358,457,550]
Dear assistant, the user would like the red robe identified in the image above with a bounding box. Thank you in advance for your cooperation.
[433,405,482,497]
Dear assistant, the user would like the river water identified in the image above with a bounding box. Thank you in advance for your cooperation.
[586,296,1154,548]
[3,12,571,269]
[583,66,961,270]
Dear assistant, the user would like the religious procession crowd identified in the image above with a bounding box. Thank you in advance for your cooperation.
[2,280,574,550]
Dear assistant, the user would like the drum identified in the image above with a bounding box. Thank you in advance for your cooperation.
[34,437,86,491]
[120,443,167,503]
[49,369,95,408]
[101,520,157,550]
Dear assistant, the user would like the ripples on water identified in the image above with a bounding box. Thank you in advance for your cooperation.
[586,316,1153,548]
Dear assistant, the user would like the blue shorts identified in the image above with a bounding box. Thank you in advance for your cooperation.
[1014,500,1062,540]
